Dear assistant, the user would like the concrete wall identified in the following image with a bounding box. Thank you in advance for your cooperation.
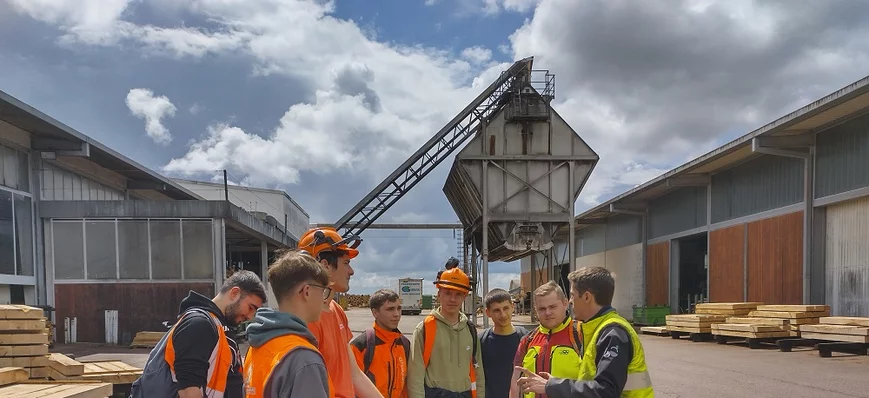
[576,243,643,321]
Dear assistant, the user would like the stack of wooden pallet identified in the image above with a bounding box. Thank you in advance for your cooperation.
[130,331,164,348]
[665,313,726,335]
[695,302,763,317]
[744,305,830,337]
[799,317,869,343]
[0,366,112,397]
[48,353,143,385]
[0,305,50,379]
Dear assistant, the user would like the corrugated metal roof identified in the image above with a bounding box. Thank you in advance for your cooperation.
[574,74,869,225]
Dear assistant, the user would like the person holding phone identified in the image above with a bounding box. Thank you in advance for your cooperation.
[515,267,654,398]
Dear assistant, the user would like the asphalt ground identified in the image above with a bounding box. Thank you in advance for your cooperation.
[58,308,869,398]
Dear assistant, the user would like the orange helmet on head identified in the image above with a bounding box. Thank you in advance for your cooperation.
[433,257,472,293]
[298,227,361,260]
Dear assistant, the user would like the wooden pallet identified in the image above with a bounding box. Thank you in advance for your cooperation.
[0,306,52,379]
[639,326,670,336]
[799,318,869,345]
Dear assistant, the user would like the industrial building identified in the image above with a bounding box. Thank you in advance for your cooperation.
[526,74,869,320]
[0,90,301,344]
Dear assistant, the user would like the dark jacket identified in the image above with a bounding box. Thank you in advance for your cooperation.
[131,290,244,398]
[544,307,634,398]
[246,307,331,397]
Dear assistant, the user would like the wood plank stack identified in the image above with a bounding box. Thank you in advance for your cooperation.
[0,366,113,397]
[48,354,142,385]
[47,353,84,380]
[130,331,165,348]
[695,302,763,316]
[0,305,50,379]
[799,317,869,343]
[665,314,726,334]
[746,305,830,337]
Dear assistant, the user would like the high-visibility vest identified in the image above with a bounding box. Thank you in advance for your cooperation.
[243,334,335,398]
[131,308,233,398]
[578,310,654,397]
[421,314,478,398]
[519,317,582,398]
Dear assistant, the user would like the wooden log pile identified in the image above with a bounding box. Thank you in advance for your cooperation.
[346,295,370,308]
[799,317,869,343]
[0,305,51,379]
[0,366,113,397]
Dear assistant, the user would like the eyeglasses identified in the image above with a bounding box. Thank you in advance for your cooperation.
[303,283,332,300]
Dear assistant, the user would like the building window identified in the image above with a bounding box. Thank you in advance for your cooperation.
[0,144,29,193]
[0,186,34,277]
[52,219,215,281]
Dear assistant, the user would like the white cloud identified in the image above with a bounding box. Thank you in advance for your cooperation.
[461,46,493,65]
[125,88,177,145]
[5,0,132,45]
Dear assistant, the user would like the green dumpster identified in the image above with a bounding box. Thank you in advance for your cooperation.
[632,305,670,326]
[421,295,433,310]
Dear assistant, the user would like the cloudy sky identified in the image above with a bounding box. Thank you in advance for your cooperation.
[3,0,869,295]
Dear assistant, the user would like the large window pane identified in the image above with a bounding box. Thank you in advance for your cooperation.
[14,194,32,276]
[151,220,182,279]
[54,221,84,279]
[119,221,150,279]
[17,151,28,194]
[2,146,18,191]
[183,221,214,279]
[86,221,116,279]
[0,190,13,274]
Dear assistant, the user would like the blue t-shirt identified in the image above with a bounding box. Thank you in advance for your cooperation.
[480,326,529,398]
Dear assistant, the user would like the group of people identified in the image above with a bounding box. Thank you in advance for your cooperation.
[128,226,655,397]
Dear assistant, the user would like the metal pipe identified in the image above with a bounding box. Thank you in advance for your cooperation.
[481,160,490,328]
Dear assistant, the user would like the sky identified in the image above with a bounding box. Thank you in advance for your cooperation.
[2,0,869,295]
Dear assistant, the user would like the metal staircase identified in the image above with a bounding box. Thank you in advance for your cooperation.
[334,57,537,237]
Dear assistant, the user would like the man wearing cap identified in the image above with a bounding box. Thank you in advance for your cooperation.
[298,227,383,398]
[407,258,486,398]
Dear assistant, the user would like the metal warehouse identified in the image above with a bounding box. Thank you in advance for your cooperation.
[527,74,869,320]
[0,89,304,344]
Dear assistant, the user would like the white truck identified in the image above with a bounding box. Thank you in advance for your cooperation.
[397,278,423,315]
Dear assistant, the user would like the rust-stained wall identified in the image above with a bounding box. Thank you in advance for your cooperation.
[746,211,803,304]
[709,224,745,302]
[55,283,214,344]
[646,241,669,306]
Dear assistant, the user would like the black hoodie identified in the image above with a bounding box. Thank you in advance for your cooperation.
[172,290,244,398]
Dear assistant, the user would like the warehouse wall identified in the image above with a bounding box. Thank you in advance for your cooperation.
[711,155,803,223]
[645,241,669,306]
[708,224,745,302]
[815,112,869,199]
[575,244,643,320]
[648,187,706,239]
[823,196,869,317]
[745,211,803,304]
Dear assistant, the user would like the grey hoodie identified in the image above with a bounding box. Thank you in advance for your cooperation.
[246,308,331,398]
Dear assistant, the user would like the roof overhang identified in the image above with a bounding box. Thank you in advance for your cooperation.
[37,200,296,247]
[573,74,869,227]
[0,90,201,201]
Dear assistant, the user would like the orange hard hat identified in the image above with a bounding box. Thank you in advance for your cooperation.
[433,257,472,293]
[298,227,361,259]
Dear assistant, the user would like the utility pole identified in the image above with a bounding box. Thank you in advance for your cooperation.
[223,170,229,201]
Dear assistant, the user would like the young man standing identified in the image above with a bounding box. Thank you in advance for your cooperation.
[243,250,335,398]
[516,267,655,397]
[131,271,267,398]
[480,288,529,398]
[407,258,486,398]
[351,289,410,398]
[300,227,383,398]
[510,281,582,398]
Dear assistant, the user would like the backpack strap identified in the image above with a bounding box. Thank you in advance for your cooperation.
[399,335,411,364]
[362,328,376,375]
[569,320,583,357]
[466,319,478,366]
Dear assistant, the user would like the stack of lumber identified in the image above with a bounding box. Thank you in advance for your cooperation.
[695,302,763,316]
[745,305,830,337]
[0,366,112,397]
[48,353,142,385]
[0,305,50,379]
[665,314,726,334]
[130,331,164,348]
[346,294,370,308]
[799,317,869,343]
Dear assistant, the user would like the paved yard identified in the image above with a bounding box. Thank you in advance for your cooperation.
[55,308,869,398]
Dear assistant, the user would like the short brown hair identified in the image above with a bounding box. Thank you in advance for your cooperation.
[220,270,267,304]
[267,250,330,303]
[534,281,567,300]
[485,288,512,309]
[369,289,399,310]
[568,266,614,306]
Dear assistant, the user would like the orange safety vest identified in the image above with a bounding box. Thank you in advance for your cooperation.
[243,334,335,398]
[421,315,478,398]
[165,309,233,397]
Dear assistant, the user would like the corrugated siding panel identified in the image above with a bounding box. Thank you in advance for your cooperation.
[646,241,669,306]
[40,162,124,201]
[745,212,803,304]
[815,113,869,198]
[648,187,706,239]
[580,224,606,256]
[711,155,803,223]
[709,225,745,302]
[824,196,869,317]
[605,214,642,250]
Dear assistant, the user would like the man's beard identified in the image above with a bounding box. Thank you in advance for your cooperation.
[223,300,242,328]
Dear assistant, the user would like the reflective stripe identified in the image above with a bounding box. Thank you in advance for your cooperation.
[624,371,652,391]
